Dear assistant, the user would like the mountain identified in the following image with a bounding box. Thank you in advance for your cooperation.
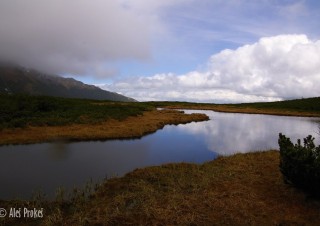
[0,63,136,102]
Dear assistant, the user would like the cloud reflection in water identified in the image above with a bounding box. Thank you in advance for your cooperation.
[174,110,320,156]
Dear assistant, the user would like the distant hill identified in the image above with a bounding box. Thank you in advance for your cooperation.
[0,63,136,102]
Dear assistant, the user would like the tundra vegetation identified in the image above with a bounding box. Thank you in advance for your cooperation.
[0,94,151,129]
[152,97,320,117]
[1,151,320,225]
[1,95,319,132]
[0,94,320,225]
[279,133,320,197]
[0,94,209,145]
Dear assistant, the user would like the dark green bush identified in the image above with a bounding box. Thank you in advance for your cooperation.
[278,133,320,196]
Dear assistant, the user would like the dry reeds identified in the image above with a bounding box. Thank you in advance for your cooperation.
[2,151,320,225]
[0,110,209,145]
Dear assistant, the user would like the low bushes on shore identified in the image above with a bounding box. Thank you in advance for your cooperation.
[0,94,152,129]
[279,133,320,197]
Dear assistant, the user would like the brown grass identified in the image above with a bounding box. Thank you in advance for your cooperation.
[2,151,320,225]
[0,109,209,145]
[166,105,320,117]
[52,151,320,225]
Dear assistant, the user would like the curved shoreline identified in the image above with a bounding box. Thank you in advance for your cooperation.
[0,109,209,145]
[164,105,320,117]
[2,151,320,225]
[1,105,319,146]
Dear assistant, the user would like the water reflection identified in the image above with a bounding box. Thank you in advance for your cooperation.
[0,110,319,199]
[48,140,70,160]
[0,141,150,199]
[176,110,320,155]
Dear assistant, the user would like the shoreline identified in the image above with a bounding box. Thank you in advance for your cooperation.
[1,106,319,146]
[2,150,320,225]
[1,97,320,225]
[0,109,209,146]
[164,105,320,117]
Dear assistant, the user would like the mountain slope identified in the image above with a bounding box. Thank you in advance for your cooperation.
[0,63,135,102]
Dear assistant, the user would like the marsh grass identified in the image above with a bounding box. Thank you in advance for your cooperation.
[2,151,320,225]
[2,95,319,132]
[0,179,102,226]
[72,151,320,225]
[41,180,101,226]
[0,109,209,145]
[1,94,319,145]
[1,95,320,225]
[87,151,319,225]
[153,97,320,117]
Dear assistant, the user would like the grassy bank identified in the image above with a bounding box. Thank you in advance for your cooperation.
[0,109,209,145]
[151,97,320,117]
[1,95,319,145]
[0,94,209,145]
[1,151,320,225]
[0,94,151,129]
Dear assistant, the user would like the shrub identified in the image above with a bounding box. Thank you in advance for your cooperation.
[278,133,320,196]
[0,94,153,129]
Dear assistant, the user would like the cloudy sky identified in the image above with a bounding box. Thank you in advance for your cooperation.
[0,0,319,103]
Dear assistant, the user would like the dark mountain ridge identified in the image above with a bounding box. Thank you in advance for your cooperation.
[0,63,135,102]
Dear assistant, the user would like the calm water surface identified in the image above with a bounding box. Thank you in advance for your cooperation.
[0,110,319,199]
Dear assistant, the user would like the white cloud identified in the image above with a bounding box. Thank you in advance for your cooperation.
[0,0,158,76]
[103,34,320,103]
[175,110,319,155]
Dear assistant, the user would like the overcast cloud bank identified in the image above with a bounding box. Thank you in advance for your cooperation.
[103,34,320,103]
[1,1,319,103]
[0,0,154,76]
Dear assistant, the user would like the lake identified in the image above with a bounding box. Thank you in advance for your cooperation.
[0,110,319,200]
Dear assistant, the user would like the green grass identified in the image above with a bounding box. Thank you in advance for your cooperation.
[146,97,320,117]
[0,94,153,129]
[230,97,320,112]
[1,95,319,130]
[149,97,320,113]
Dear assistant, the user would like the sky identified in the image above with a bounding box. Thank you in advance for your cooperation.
[0,0,319,103]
